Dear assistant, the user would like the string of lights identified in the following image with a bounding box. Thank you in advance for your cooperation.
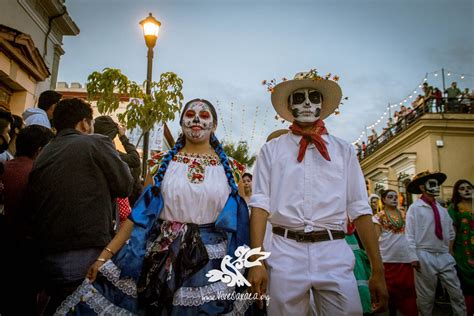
[352,69,472,144]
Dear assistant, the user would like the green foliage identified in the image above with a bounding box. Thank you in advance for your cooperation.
[86,68,184,144]
[223,141,256,168]
[87,68,129,114]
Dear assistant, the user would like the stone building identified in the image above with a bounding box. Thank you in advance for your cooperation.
[0,0,79,114]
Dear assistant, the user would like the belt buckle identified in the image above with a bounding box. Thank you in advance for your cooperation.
[295,233,306,242]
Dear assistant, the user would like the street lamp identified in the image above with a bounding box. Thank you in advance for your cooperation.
[139,12,161,179]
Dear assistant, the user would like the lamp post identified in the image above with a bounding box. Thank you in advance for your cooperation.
[139,12,161,179]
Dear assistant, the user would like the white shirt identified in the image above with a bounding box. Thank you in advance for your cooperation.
[249,132,372,232]
[405,198,455,253]
[160,152,231,224]
[373,211,418,263]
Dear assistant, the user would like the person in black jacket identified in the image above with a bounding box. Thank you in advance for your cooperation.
[93,115,142,206]
[28,98,133,315]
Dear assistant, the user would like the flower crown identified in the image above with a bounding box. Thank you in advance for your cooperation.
[261,69,340,93]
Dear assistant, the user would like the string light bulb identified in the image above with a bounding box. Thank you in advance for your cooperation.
[461,75,465,79]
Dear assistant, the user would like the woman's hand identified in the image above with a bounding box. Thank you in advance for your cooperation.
[86,260,106,282]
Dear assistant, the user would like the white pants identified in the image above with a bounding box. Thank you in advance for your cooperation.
[267,235,362,316]
[415,250,466,316]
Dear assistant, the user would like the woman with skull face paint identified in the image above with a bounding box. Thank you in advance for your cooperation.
[373,189,418,316]
[448,179,474,315]
[56,99,250,315]
[405,171,466,316]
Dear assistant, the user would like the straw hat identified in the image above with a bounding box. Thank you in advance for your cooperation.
[407,170,447,194]
[271,70,342,122]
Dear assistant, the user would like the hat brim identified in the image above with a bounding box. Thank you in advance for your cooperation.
[407,172,447,194]
[271,79,342,122]
[266,129,289,142]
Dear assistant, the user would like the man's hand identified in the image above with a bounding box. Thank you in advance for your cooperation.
[369,270,389,313]
[118,124,126,137]
[411,260,421,272]
[248,265,268,309]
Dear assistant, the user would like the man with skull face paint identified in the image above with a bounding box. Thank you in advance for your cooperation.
[406,171,466,316]
[248,71,388,315]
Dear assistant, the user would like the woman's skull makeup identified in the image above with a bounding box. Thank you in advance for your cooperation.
[181,101,214,143]
[458,183,472,200]
[423,179,440,196]
[384,192,398,208]
[289,88,322,123]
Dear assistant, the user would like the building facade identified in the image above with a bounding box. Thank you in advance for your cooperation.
[360,109,474,208]
[0,0,79,114]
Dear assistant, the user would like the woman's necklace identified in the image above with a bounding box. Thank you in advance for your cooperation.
[385,208,404,229]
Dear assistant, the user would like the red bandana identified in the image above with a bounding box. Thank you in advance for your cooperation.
[420,194,443,240]
[289,120,330,163]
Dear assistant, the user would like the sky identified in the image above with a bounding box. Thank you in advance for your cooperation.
[58,0,474,154]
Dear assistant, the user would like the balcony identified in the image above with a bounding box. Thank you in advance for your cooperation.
[358,97,472,161]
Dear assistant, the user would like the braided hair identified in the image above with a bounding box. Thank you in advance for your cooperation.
[153,99,238,195]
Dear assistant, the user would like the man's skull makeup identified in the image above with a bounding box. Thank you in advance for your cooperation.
[181,101,214,143]
[458,183,472,200]
[289,88,322,123]
[424,179,440,196]
[384,192,398,208]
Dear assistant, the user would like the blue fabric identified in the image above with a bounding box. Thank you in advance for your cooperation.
[116,184,164,280]
[61,179,249,315]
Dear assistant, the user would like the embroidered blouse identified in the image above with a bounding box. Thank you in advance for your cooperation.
[373,210,417,263]
[149,152,231,224]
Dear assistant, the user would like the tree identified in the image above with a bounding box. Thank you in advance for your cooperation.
[222,140,256,169]
[86,68,184,146]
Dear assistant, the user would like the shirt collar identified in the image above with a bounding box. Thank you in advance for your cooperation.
[414,198,442,209]
[288,131,330,148]
[56,128,82,137]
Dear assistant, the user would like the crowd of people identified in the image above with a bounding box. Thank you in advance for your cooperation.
[367,176,473,316]
[356,81,473,160]
[0,71,471,316]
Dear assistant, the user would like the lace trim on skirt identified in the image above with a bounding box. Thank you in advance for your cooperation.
[205,240,227,259]
[100,260,138,298]
[172,281,234,306]
[54,280,135,315]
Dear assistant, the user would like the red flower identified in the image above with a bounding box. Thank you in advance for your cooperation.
[183,157,190,164]
[172,156,178,161]
[192,173,204,181]
[210,159,217,165]
[261,80,267,85]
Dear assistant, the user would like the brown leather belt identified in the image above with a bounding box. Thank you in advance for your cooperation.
[272,227,345,243]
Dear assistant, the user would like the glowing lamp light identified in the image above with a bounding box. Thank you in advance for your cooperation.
[140,13,162,48]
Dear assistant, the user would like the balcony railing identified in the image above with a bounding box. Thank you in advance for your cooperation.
[357,97,473,160]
